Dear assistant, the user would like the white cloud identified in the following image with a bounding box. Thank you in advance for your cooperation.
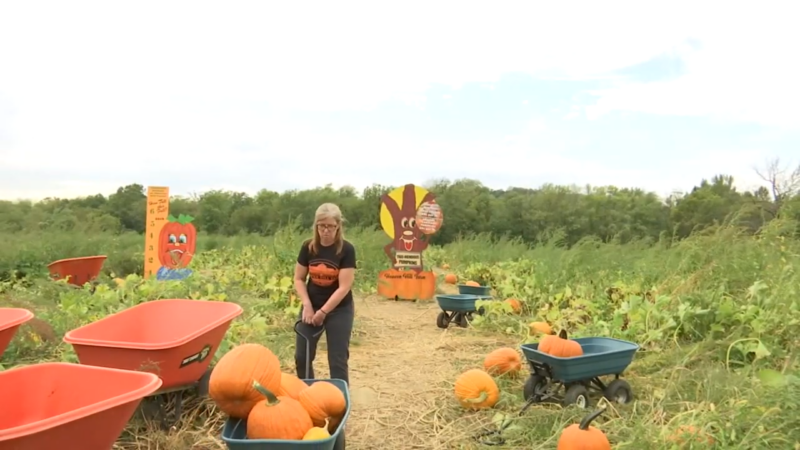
[0,0,795,200]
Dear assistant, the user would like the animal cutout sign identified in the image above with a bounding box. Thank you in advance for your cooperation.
[144,186,196,281]
[377,184,444,301]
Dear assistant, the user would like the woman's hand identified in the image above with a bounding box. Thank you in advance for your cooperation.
[312,310,326,326]
[302,303,315,324]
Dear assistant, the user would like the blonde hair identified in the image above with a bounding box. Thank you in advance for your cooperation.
[308,203,345,255]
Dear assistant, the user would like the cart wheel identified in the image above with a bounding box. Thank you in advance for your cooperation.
[522,375,548,402]
[563,384,591,408]
[603,379,633,404]
[456,313,469,328]
[436,312,449,329]
[477,306,486,315]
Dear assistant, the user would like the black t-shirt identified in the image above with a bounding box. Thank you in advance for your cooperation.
[297,239,357,310]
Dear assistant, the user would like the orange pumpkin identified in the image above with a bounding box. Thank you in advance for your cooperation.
[208,343,282,418]
[278,372,308,400]
[540,330,583,358]
[442,263,450,270]
[444,273,457,284]
[158,214,197,269]
[529,321,554,336]
[465,280,481,287]
[454,369,499,410]
[504,298,522,314]
[298,381,347,427]
[377,269,436,300]
[557,408,611,450]
[483,347,522,377]
[247,381,314,440]
[668,425,714,446]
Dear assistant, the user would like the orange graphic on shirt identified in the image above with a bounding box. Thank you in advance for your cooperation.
[309,263,339,287]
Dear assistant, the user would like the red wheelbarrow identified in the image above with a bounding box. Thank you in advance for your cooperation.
[63,299,243,427]
[47,256,107,286]
[0,362,162,450]
[0,308,34,358]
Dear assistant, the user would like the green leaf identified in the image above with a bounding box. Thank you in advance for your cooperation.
[177,214,195,224]
[757,369,787,387]
[167,214,178,222]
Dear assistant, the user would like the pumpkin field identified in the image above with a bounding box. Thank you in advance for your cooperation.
[1,222,799,449]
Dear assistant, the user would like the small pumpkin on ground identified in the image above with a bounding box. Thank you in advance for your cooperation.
[504,298,521,314]
[668,425,714,446]
[557,408,611,450]
[444,273,457,284]
[540,329,583,358]
[454,369,500,410]
[528,321,554,336]
[442,263,450,270]
[278,372,308,400]
[465,280,481,287]
[302,418,331,440]
[209,343,282,418]
[483,347,522,377]
[298,381,347,427]
[247,381,314,440]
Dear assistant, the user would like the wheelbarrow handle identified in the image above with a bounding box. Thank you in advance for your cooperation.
[294,320,325,342]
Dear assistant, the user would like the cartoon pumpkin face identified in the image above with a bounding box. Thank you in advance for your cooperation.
[158,214,197,269]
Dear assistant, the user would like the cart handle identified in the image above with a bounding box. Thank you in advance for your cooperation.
[294,320,325,342]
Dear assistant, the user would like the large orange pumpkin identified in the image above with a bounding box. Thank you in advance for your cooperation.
[298,381,347,427]
[377,269,436,300]
[483,347,522,377]
[444,273,457,284]
[278,372,308,400]
[247,381,314,440]
[454,369,499,410]
[504,298,521,314]
[557,408,611,450]
[540,330,583,358]
[158,214,197,269]
[208,343,282,418]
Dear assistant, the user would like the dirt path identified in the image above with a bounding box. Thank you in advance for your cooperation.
[312,295,518,450]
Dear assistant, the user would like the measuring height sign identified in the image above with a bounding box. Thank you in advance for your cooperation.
[377,184,444,301]
[144,186,170,278]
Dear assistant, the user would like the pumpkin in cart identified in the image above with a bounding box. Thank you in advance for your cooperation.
[557,408,611,450]
[303,418,331,440]
[247,381,314,440]
[278,372,308,400]
[298,381,347,427]
[465,280,480,287]
[454,369,499,410]
[539,329,583,358]
[483,347,522,377]
[208,343,283,418]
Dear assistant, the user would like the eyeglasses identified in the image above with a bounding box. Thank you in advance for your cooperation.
[317,224,338,232]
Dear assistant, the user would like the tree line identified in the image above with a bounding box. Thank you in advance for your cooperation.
[1,161,799,246]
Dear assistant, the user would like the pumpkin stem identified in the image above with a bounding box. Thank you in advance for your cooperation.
[578,408,605,430]
[558,329,568,339]
[463,391,489,404]
[323,417,330,432]
[252,380,280,405]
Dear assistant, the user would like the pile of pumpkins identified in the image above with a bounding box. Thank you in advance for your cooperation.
[453,321,609,448]
[208,343,347,441]
[442,273,522,313]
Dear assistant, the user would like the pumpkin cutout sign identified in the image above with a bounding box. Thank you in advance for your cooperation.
[155,214,197,281]
[377,184,444,301]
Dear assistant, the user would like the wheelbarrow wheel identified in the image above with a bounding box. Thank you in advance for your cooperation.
[563,384,590,408]
[456,312,469,328]
[523,374,548,402]
[196,366,213,397]
[436,312,449,329]
[603,379,633,404]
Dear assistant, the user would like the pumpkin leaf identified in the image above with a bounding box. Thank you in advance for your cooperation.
[177,214,195,225]
[167,214,178,222]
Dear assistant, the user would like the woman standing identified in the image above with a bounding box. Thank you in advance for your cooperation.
[293,203,357,385]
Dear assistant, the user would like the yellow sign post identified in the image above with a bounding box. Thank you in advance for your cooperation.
[144,186,170,278]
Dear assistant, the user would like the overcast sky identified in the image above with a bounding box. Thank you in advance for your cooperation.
[1,1,798,201]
